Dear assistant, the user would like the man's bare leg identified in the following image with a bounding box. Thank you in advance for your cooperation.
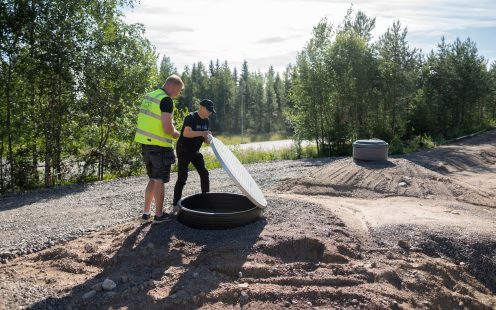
[143,179,155,214]
[153,179,165,216]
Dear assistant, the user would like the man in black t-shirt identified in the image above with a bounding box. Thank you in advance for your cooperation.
[172,99,216,209]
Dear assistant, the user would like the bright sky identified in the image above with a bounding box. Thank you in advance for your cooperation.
[124,0,496,73]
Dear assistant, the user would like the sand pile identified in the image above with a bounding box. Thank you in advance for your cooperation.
[277,134,496,208]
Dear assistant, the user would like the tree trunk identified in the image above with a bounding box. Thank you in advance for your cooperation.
[491,102,494,120]
[45,95,55,187]
[1,94,5,193]
[6,60,15,192]
[29,19,39,185]
[55,72,63,184]
[391,77,398,136]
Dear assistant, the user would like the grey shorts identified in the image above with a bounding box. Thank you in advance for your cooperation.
[141,145,176,182]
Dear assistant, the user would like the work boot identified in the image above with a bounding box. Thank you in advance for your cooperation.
[140,213,151,223]
[153,213,171,224]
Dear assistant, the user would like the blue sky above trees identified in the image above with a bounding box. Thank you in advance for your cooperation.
[124,0,496,73]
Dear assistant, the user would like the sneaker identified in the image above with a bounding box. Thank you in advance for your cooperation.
[153,213,171,224]
[140,213,151,223]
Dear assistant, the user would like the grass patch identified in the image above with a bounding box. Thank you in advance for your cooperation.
[178,144,319,171]
[214,133,290,145]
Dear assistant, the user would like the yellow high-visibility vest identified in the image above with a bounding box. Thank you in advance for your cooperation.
[134,88,176,147]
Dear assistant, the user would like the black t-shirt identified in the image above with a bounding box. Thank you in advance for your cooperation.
[176,112,209,153]
[160,96,173,113]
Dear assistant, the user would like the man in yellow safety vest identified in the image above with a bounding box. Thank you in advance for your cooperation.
[134,74,183,224]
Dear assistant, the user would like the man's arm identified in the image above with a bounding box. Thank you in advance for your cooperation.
[183,126,211,139]
[161,112,180,139]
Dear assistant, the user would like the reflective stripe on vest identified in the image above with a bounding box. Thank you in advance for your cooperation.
[144,95,161,104]
[134,89,175,147]
[139,108,161,120]
[136,128,173,144]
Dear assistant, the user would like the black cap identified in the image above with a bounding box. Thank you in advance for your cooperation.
[200,99,216,113]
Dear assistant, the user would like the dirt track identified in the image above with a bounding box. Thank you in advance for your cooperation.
[0,130,495,309]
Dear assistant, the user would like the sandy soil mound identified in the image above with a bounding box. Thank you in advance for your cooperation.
[277,130,496,208]
[1,197,495,310]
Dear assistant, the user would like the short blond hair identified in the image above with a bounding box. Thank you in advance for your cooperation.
[164,74,184,90]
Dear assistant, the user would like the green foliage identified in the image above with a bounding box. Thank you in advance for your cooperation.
[2,2,496,194]
[158,55,177,83]
[173,107,190,132]
[388,134,436,155]
[0,0,154,193]
[376,20,421,139]
[287,18,334,153]
[289,8,379,153]
[214,133,290,145]
[389,135,404,155]
[198,144,320,171]
[411,37,490,139]
[289,6,494,160]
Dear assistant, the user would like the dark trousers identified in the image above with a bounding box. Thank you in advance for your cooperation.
[173,151,209,205]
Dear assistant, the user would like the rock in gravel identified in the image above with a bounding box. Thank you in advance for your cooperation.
[398,240,411,250]
[240,291,249,303]
[82,290,96,299]
[102,278,116,291]
[0,251,12,257]
[105,291,117,298]
[91,283,103,292]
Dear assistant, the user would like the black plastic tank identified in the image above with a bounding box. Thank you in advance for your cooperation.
[177,192,262,229]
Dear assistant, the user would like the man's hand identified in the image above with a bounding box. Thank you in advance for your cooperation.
[203,131,212,144]
[173,130,180,139]
[202,131,212,139]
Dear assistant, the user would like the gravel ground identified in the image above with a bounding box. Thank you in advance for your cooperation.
[2,196,494,309]
[0,158,333,262]
[370,224,496,293]
[1,134,496,309]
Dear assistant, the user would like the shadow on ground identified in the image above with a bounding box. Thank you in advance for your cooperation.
[27,216,266,310]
